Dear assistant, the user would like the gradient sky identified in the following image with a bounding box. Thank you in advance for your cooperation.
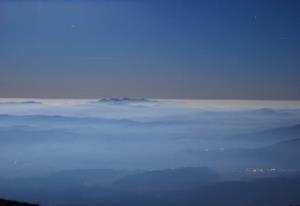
[0,0,299,99]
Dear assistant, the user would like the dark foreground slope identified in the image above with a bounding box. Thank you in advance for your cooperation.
[0,199,38,206]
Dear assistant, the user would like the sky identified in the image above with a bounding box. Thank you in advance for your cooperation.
[0,0,299,99]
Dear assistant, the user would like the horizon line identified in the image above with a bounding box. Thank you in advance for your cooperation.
[0,97,300,101]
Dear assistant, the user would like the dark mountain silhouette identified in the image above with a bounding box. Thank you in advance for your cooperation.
[236,124,300,143]
[185,136,300,171]
[251,108,277,115]
[0,168,299,206]
[113,167,220,191]
[51,169,132,186]
[258,124,300,140]
[187,176,300,206]
[241,137,300,164]
[0,114,138,125]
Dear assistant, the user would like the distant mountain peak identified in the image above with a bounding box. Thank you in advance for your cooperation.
[0,101,42,105]
[96,97,151,103]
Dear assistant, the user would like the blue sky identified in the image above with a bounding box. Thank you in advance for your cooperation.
[0,0,299,99]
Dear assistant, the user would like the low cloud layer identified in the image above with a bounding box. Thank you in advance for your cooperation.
[0,99,300,177]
